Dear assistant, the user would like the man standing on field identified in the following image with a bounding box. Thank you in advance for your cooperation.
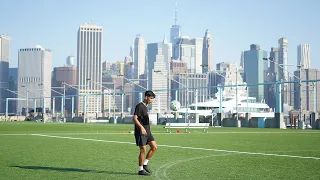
[133,90,157,176]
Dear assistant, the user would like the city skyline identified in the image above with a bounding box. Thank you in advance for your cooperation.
[1,0,319,74]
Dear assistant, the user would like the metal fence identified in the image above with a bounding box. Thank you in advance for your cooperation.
[2,80,320,124]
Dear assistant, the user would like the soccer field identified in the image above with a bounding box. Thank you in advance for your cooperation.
[0,122,319,180]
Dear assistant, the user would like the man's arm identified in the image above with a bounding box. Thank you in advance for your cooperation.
[133,115,147,136]
[133,115,143,128]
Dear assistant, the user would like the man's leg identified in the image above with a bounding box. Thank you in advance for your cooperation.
[138,145,149,175]
[139,145,147,166]
[143,140,157,174]
[146,141,157,160]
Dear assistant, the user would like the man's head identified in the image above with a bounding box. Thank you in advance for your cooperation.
[144,90,155,104]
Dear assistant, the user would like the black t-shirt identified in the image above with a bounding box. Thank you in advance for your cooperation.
[134,102,150,134]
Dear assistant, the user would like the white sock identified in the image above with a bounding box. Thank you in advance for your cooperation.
[144,159,149,165]
[139,166,143,171]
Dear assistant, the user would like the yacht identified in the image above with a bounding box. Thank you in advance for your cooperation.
[175,85,274,119]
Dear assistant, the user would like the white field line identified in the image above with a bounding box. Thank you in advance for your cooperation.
[0,134,31,136]
[31,134,320,160]
[1,131,320,136]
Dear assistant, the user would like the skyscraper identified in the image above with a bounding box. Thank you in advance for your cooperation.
[240,51,244,68]
[147,41,171,84]
[297,44,310,69]
[77,23,103,115]
[278,37,290,107]
[134,35,145,79]
[278,37,288,81]
[202,29,212,72]
[130,45,134,63]
[170,2,181,45]
[266,47,280,109]
[191,37,203,74]
[17,45,52,114]
[52,66,76,115]
[147,37,172,112]
[269,47,279,80]
[124,56,134,80]
[173,36,196,73]
[244,44,268,101]
[102,61,111,71]
[294,69,320,112]
[173,73,208,107]
[151,55,168,113]
[111,61,125,76]
[0,34,11,113]
[66,56,75,66]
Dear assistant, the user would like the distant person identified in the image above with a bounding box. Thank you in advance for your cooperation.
[132,90,157,176]
[163,119,167,125]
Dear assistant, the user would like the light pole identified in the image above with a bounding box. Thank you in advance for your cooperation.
[21,85,29,115]
[113,80,116,122]
[200,64,214,125]
[263,57,309,127]
[89,79,117,122]
[263,57,289,113]
[120,76,148,91]
[5,89,24,98]
[108,68,149,114]
[62,82,85,118]
[186,71,189,123]
[83,78,91,123]
[21,86,46,122]
[153,70,171,113]
[154,70,190,123]
[220,66,239,120]
[119,75,148,113]
[199,64,211,100]
[297,65,303,124]
[39,83,65,118]
[62,82,66,119]
[5,89,25,119]
[236,65,238,121]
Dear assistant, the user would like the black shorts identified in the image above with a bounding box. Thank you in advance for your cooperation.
[134,127,155,146]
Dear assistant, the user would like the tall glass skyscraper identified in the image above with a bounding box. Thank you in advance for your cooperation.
[244,44,268,101]
[0,34,11,113]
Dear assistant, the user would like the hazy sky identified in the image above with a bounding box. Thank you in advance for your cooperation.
[1,0,319,73]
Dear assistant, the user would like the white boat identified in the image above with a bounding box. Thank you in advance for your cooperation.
[175,85,274,119]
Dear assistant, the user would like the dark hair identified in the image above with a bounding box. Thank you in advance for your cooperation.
[145,90,155,98]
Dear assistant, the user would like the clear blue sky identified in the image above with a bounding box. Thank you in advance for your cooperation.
[1,0,319,73]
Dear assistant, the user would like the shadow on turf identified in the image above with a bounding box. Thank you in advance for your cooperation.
[11,166,136,175]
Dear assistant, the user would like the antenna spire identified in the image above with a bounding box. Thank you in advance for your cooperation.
[175,1,178,26]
